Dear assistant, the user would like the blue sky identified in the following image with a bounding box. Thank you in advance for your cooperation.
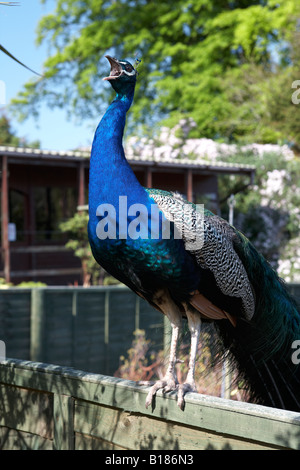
[0,0,95,150]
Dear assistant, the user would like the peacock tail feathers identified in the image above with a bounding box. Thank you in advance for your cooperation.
[217,230,300,409]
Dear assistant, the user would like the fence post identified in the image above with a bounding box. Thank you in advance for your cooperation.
[30,288,47,362]
[104,290,110,374]
[71,290,78,366]
[53,394,74,450]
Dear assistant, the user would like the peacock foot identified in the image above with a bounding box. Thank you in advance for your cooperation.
[177,381,197,410]
[139,377,178,409]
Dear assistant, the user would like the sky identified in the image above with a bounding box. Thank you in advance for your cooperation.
[0,0,95,150]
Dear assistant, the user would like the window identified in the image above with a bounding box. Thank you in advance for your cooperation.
[34,187,77,241]
[8,189,26,242]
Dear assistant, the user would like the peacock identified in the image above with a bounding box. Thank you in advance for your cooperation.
[88,56,300,412]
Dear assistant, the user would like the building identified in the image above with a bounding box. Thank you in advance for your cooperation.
[0,146,255,285]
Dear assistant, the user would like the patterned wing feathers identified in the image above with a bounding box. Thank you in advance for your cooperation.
[148,190,255,321]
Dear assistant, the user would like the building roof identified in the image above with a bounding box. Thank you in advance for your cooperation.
[0,145,256,175]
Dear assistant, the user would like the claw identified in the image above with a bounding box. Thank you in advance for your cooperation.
[163,383,178,393]
[143,378,178,408]
[138,378,197,410]
[177,382,197,410]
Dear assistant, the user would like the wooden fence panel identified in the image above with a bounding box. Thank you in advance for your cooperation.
[44,290,74,365]
[139,297,165,351]
[106,289,137,374]
[0,284,299,376]
[72,289,107,373]
[0,359,299,450]
[0,289,31,360]
[0,286,164,376]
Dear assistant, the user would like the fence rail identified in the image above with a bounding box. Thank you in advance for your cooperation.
[0,359,299,450]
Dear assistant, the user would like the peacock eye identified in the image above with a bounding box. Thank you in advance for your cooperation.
[125,64,133,72]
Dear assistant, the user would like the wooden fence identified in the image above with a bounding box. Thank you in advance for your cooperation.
[0,286,164,375]
[0,359,299,450]
[0,284,299,376]
[0,285,299,450]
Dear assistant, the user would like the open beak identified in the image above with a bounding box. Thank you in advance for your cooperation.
[103,55,123,81]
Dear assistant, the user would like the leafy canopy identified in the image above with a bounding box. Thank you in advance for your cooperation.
[11,0,300,144]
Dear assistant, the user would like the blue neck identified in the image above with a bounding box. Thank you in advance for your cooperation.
[88,86,149,224]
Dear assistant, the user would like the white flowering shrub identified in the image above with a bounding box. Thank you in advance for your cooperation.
[125,118,295,163]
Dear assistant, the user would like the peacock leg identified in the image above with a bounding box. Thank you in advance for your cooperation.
[140,290,182,408]
[177,307,201,410]
[144,316,181,408]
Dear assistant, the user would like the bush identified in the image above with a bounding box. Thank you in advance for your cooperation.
[115,329,248,402]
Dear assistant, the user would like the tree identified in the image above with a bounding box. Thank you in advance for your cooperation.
[11,0,300,144]
[264,31,300,152]
[218,29,300,149]
[59,211,102,286]
[59,210,122,286]
[0,113,40,147]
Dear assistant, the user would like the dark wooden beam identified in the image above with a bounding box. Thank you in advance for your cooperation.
[146,167,152,188]
[186,169,193,202]
[1,155,10,283]
[78,162,85,208]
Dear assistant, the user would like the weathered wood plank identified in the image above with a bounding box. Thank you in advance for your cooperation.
[0,359,299,450]
[0,384,53,439]
[0,428,53,450]
[75,432,127,450]
[53,394,74,450]
[74,400,275,450]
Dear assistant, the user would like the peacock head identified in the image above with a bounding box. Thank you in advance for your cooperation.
[103,56,137,95]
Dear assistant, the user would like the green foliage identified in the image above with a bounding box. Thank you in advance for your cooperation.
[0,277,13,288]
[217,30,300,147]
[0,278,47,288]
[59,211,103,285]
[10,0,300,146]
[59,210,124,286]
[0,114,40,147]
[16,281,47,287]
[264,31,300,152]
